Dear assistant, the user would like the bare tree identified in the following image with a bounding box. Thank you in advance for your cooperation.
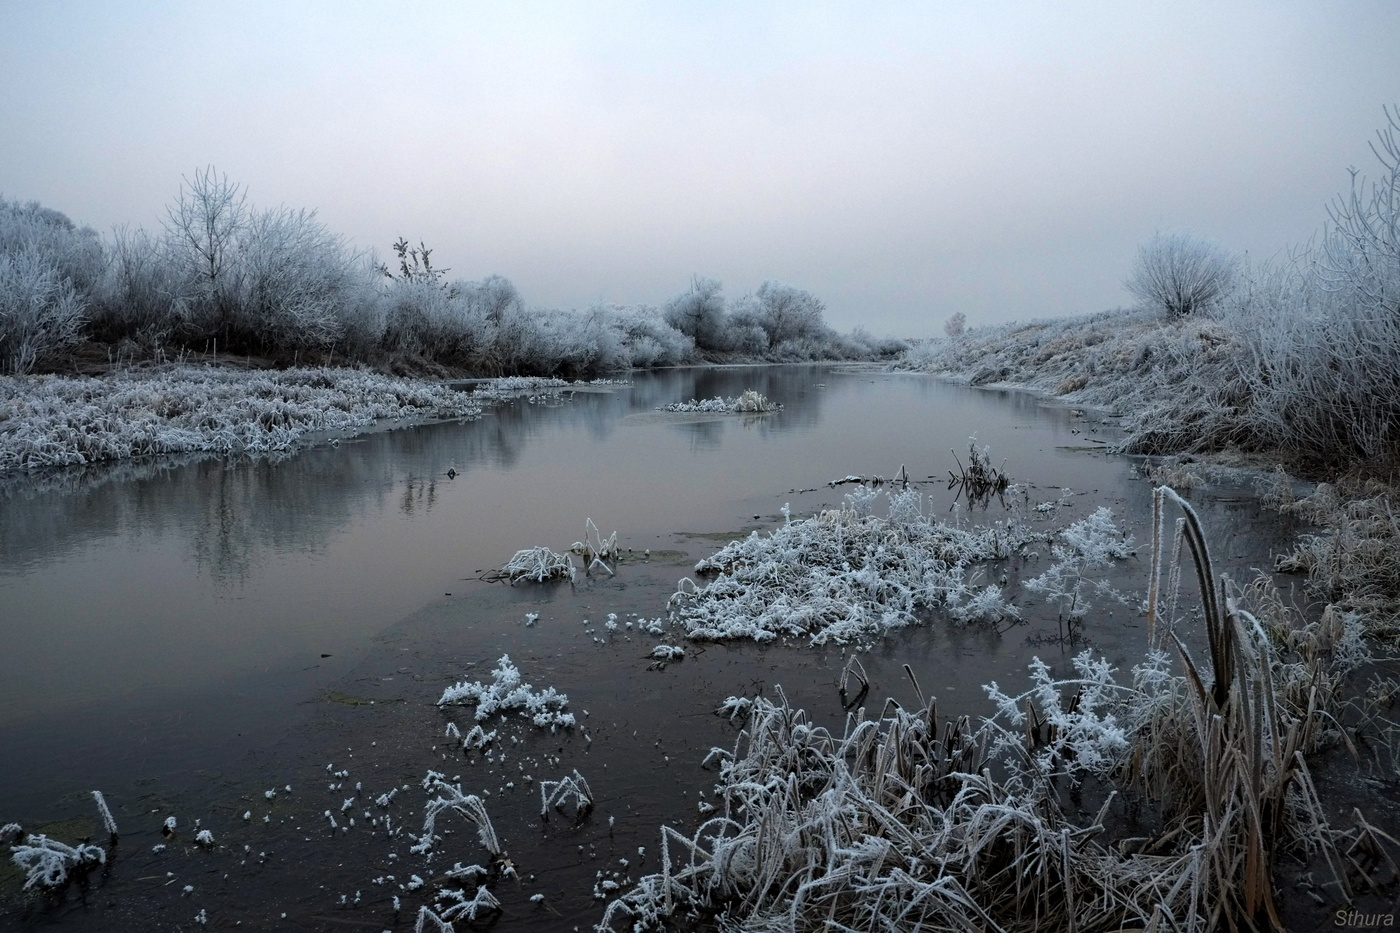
[1323,103,1400,315]
[1125,233,1237,317]
[163,167,247,323]
[944,311,966,337]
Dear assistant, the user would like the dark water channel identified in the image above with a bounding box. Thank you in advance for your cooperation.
[0,365,1305,930]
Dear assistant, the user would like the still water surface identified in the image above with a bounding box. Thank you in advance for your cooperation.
[0,365,1291,929]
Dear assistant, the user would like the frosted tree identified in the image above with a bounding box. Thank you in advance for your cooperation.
[663,276,728,351]
[163,167,248,320]
[944,311,966,337]
[1125,232,1237,317]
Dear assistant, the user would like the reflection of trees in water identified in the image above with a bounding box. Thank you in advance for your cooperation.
[0,400,592,585]
[0,368,836,586]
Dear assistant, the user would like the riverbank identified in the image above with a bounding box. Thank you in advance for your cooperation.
[898,311,1400,644]
[0,365,595,475]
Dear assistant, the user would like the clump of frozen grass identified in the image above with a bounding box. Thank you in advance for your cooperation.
[462,724,496,750]
[435,885,501,922]
[502,546,576,583]
[656,390,781,413]
[438,654,575,730]
[668,485,1041,644]
[948,440,1011,507]
[9,834,106,890]
[1024,506,1134,620]
[1270,478,1400,643]
[0,365,485,473]
[469,375,569,402]
[413,904,455,933]
[417,775,502,858]
[648,645,684,661]
[539,769,594,819]
[570,517,618,575]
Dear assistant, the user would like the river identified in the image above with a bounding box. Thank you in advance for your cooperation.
[0,364,1298,930]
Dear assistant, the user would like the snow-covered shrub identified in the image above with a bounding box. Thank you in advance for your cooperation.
[1126,232,1237,317]
[231,205,360,351]
[662,276,729,352]
[0,248,86,374]
[437,654,575,730]
[752,280,828,346]
[0,196,104,298]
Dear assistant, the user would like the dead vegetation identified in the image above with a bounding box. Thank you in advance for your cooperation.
[600,487,1390,932]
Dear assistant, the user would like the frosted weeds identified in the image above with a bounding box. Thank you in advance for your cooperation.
[656,389,782,413]
[502,546,576,583]
[416,776,502,858]
[437,654,576,730]
[668,487,1040,644]
[10,834,106,890]
[539,769,595,818]
[0,365,485,472]
[1024,506,1135,619]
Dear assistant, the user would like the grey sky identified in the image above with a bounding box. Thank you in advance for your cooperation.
[4,1,1398,336]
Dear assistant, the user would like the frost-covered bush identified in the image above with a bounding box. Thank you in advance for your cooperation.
[0,248,86,374]
[752,280,829,346]
[663,276,729,352]
[231,206,360,351]
[437,654,575,729]
[1024,506,1134,619]
[1126,232,1237,317]
[0,196,104,298]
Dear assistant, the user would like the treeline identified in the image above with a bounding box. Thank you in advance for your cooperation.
[0,169,904,377]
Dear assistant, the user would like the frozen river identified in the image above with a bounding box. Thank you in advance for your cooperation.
[0,364,1292,930]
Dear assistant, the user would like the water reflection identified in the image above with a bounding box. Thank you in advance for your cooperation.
[0,365,1127,735]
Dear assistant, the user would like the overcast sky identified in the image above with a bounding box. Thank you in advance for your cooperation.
[4,2,1398,336]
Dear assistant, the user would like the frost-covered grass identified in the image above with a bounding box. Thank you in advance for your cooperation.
[502,546,577,583]
[1266,473,1400,644]
[656,389,782,413]
[668,487,1053,645]
[601,489,1369,932]
[0,364,484,472]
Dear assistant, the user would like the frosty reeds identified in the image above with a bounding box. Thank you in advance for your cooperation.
[668,483,1039,644]
[600,486,1376,932]
[540,770,595,819]
[92,789,118,841]
[418,776,502,859]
